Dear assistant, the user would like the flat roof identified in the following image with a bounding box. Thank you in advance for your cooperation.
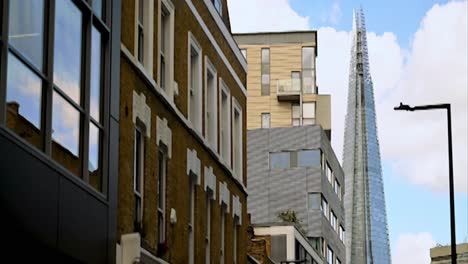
[233,30,317,50]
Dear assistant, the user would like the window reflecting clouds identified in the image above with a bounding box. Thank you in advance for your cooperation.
[54,0,82,104]
[90,27,102,122]
[6,53,42,129]
[9,0,44,70]
[52,91,80,157]
[89,122,101,191]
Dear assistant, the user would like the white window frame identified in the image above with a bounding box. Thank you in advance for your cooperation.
[261,113,270,128]
[134,0,154,76]
[157,148,167,244]
[134,127,145,232]
[159,0,175,99]
[219,80,231,165]
[188,32,203,133]
[204,57,218,151]
[232,97,243,182]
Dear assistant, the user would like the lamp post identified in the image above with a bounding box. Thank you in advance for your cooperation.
[394,102,456,263]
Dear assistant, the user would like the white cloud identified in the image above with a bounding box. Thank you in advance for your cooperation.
[392,232,436,264]
[227,0,310,33]
[321,2,342,25]
[318,1,467,193]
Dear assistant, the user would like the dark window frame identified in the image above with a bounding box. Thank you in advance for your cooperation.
[0,0,111,196]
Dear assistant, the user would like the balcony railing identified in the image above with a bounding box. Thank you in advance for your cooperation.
[276,79,301,101]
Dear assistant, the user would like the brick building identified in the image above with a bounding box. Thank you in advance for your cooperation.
[116,0,248,263]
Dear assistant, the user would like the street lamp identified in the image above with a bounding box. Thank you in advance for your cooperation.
[394,102,456,263]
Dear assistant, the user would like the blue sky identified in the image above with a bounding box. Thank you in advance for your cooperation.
[229,0,467,262]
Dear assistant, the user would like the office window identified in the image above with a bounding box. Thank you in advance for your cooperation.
[4,0,109,193]
[137,0,145,63]
[327,246,333,264]
[261,113,270,128]
[331,211,337,231]
[292,103,300,126]
[232,99,243,181]
[335,179,341,200]
[205,58,218,150]
[188,178,195,264]
[308,193,320,210]
[188,34,202,132]
[291,71,301,92]
[303,102,316,125]
[220,83,231,164]
[93,0,104,19]
[298,150,321,167]
[214,0,222,14]
[261,48,270,96]
[302,47,315,94]
[321,196,328,219]
[220,206,226,264]
[157,149,167,243]
[240,48,247,59]
[134,128,144,232]
[270,152,290,169]
[339,225,345,242]
[205,195,212,264]
[326,162,333,183]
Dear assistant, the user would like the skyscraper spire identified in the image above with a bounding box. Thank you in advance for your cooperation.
[343,8,392,264]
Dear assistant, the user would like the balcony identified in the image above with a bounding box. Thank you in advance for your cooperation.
[276,79,301,101]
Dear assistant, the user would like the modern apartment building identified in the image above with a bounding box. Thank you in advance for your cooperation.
[235,31,345,264]
[117,0,248,263]
[0,0,121,263]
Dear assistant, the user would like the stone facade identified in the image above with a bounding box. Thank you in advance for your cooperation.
[117,0,248,263]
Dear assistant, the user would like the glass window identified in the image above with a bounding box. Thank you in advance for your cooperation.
[308,193,320,210]
[326,162,332,183]
[6,53,42,130]
[90,26,102,122]
[327,247,333,264]
[89,122,101,191]
[292,103,300,126]
[157,150,166,243]
[54,0,83,104]
[337,258,341,264]
[291,71,300,92]
[189,42,202,132]
[298,150,321,167]
[214,0,222,14]
[160,6,169,91]
[303,102,315,125]
[261,113,270,128]
[93,0,103,19]
[233,106,242,180]
[321,196,328,218]
[240,49,247,59]
[52,91,81,174]
[134,128,144,232]
[220,87,230,162]
[261,48,270,96]
[8,0,45,70]
[331,211,337,230]
[335,179,341,199]
[138,0,145,63]
[270,152,290,169]
[339,225,345,242]
[302,47,315,94]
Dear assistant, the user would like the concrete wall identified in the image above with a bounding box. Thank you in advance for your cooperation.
[247,125,345,262]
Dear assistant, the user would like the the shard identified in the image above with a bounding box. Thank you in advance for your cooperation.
[343,8,392,264]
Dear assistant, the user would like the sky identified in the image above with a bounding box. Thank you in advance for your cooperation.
[227,0,468,263]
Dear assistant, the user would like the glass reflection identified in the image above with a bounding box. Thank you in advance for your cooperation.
[297,150,320,167]
[52,91,80,157]
[6,53,42,129]
[54,0,82,104]
[90,26,102,122]
[92,0,103,19]
[270,152,290,169]
[89,122,101,191]
[9,0,44,70]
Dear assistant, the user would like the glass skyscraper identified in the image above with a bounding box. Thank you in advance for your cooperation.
[343,8,392,264]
